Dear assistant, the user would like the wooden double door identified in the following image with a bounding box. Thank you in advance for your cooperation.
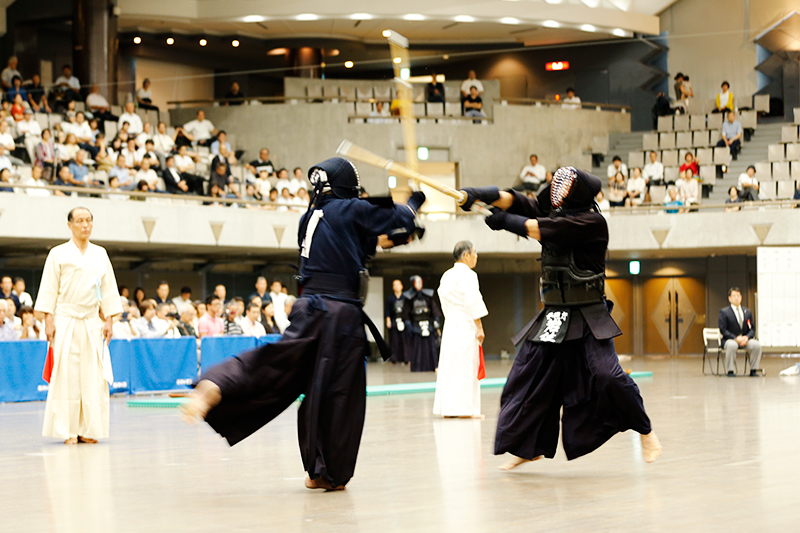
[642,277,705,355]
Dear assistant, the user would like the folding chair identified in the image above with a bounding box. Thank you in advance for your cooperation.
[702,328,724,375]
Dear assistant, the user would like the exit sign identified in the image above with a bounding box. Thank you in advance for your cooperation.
[546,61,570,71]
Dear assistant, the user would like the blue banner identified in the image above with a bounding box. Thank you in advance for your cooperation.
[200,336,258,372]
[108,339,132,394]
[127,337,198,393]
[0,340,49,402]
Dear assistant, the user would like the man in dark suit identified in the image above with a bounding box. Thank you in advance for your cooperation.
[718,287,761,377]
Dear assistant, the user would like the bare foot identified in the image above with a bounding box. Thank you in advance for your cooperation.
[457,414,485,419]
[304,475,346,491]
[64,438,78,445]
[180,380,221,425]
[498,454,543,471]
[77,436,98,444]
[641,431,662,463]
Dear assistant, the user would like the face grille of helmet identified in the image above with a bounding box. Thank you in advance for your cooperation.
[551,167,577,209]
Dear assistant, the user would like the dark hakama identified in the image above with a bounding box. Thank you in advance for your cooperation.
[203,296,369,487]
[406,333,439,372]
[385,294,407,364]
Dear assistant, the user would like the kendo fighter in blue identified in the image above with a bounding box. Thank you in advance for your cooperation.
[459,167,662,470]
[182,157,425,491]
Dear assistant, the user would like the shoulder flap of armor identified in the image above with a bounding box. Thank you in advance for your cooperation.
[362,196,395,208]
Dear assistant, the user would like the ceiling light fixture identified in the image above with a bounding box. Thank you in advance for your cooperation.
[242,15,267,23]
[454,15,475,23]
[542,20,560,28]
[544,0,563,3]
[393,57,402,64]
[231,39,240,47]
[133,36,142,44]
[166,37,174,45]
[344,61,354,68]
[400,68,410,80]
[500,17,521,25]
[350,13,373,20]
[199,38,207,46]
[580,24,597,32]
[267,48,288,55]
[382,29,392,38]
[328,49,340,56]
[297,14,319,21]
[612,28,627,37]
[403,14,425,21]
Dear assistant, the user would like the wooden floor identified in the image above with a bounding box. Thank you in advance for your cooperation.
[2,357,799,532]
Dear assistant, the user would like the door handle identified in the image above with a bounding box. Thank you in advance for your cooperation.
[667,292,672,340]
[674,291,680,340]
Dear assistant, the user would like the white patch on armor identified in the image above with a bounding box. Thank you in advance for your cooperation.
[551,167,577,209]
[538,310,569,343]
[300,210,324,258]
[420,320,430,337]
[396,318,405,331]
[309,169,331,193]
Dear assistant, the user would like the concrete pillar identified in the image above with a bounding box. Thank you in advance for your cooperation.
[287,47,322,79]
[73,0,117,102]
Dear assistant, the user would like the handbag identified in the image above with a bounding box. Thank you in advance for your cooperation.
[42,343,54,383]
[477,345,486,381]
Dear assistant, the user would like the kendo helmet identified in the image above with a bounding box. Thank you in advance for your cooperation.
[549,167,602,212]
[308,157,361,199]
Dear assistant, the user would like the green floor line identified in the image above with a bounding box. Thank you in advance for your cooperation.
[127,374,650,408]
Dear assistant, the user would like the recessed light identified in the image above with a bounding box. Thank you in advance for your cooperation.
[500,17,521,25]
[243,15,267,23]
[328,49,340,56]
[580,24,596,32]
[542,20,560,28]
[443,54,450,60]
[344,61,354,68]
[612,28,627,37]
[455,15,475,23]
[297,14,318,21]
[231,39,240,47]
[393,57,402,64]
[403,14,425,21]
[320,62,326,68]
[199,38,207,46]
[133,36,142,44]
[400,68,410,80]
[544,0,562,3]
[350,13,373,20]
[382,29,392,38]
[166,37,174,45]
[267,48,288,56]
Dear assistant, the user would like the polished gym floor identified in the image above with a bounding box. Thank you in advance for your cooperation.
[2,357,798,532]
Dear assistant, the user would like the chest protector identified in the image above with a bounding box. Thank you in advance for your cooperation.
[412,297,433,336]
[540,242,605,306]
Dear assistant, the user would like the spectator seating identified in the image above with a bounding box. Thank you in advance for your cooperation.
[741,109,800,199]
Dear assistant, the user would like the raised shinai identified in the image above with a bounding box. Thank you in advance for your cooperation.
[460,167,662,469]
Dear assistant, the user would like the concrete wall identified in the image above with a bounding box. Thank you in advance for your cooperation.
[134,58,214,110]
[660,0,758,104]
[170,102,629,192]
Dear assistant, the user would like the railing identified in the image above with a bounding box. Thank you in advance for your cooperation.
[167,95,342,107]
[605,198,800,214]
[495,97,632,113]
[347,114,489,124]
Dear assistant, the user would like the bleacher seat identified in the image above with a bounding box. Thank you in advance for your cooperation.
[657,116,673,132]
[781,126,798,143]
[50,115,62,126]
[754,95,769,113]
[740,110,757,130]
[664,166,680,183]
[642,133,659,151]
[591,135,609,154]
[445,102,461,117]
[707,113,723,130]
[773,162,791,179]
[777,180,796,199]
[690,115,706,131]
[628,151,644,169]
[34,113,48,130]
[713,147,731,165]
[75,102,85,112]
[791,161,800,178]
[17,166,32,180]
[135,109,147,121]
[145,110,158,125]
[111,105,122,116]
[105,121,117,139]
[306,85,323,99]
[197,146,210,156]
[673,115,690,131]
[323,85,339,99]
[696,147,713,165]
[356,87,373,100]
[755,162,772,179]
[355,102,372,115]
[676,131,693,148]
[786,143,800,161]
[661,149,679,167]
[340,86,356,101]
[794,108,800,124]
[95,170,108,185]
[427,103,444,117]
[768,144,785,161]
[374,86,392,100]
[412,84,425,102]
[412,102,426,117]
[700,165,715,184]
[692,130,709,147]
[650,185,666,203]
[659,133,675,149]
[708,129,722,144]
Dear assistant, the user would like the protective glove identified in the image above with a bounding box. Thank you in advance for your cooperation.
[407,190,426,213]
[459,186,500,211]
[484,208,530,238]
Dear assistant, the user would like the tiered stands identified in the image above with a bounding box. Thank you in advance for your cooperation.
[757,108,800,198]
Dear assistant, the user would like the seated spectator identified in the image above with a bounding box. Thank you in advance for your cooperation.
[9,93,25,123]
[625,167,646,206]
[253,170,271,197]
[122,138,145,168]
[136,78,157,111]
[288,167,307,194]
[737,165,759,201]
[174,144,197,172]
[135,157,160,191]
[214,284,227,304]
[0,120,14,151]
[54,160,83,190]
[794,185,800,206]
[141,139,159,168]
[210,130,231,156]
[1,56,21,91]
[68,150,100,187]
[426,72,445,103]
[72,112,99,158]
[276,187,294,211]
[177,304,198,337]
[111,305,140,339]
[679,152,699,177]
[222,301,243,335]
[162,155,204,195]
[261,301,279,334]
[608,171,627,207]
[59,132,81,162]
[25,73,50,113]
[210,160,238,197]
[7,75,28,107]
[664,186,683,214]
[36,128,56,174]
[86,84,118,125]
[643,151,664,185]
[224,81,245,105]
[295,187,310,208]
[264,187,279,209]
[105,175,129,201]
[518,154,546,191]
[677,169,699,206]
[154,281,170,305]
[212,143,237,172]
[595,190,610,211]
[274,167,291,193]
[460,70,484,102]
[0,276,20,310]
[243,183,262,207]
[714,81,734,116]
[118,101,143,135]
[183,109,217,147]
[463,86,486,119]
[114,122,130,145]
[249,277,270,302]
[18,306,46,340]
[606,155,627,183]
[155,302,179,335]
[673,72,688,111]
[4,297,20,330]
[0,167,12,192]
[368,101,391,123]
[205,183,235,206]
[725,186,742,212]
[132,178,154,198]
[17,109,42,163]
[241,302,267,337]
[134,300,163,337]
[153,122,175,156]
[109,154,135,190]
[246,148,276,177]
[681,75,694,110]
[136,122,154,148]
[172,287,194,315]
[717,110,742,160]
[0,300,17,340]
[23,165,50,196]
[51,65,81,111]
[94,134,115,172]
[718,287,761,377]
[561,87,581,110]
[133,287,146,308]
